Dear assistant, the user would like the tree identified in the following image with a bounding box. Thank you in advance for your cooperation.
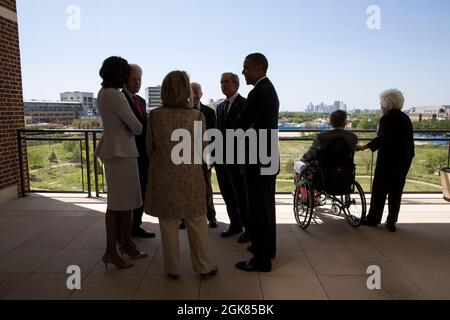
[48,149,58,163]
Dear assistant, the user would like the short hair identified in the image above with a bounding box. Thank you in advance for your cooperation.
[161,70,193,109]
[245,53,269,73]
[191,82,202,92]
[329,110,347,128]
[221,72,240,88]
[380,89,405,111]
[129,64,142,75]
[99,56,130,88]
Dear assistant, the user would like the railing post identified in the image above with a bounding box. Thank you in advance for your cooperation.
[447,140,450,168]
[370,152,374,193]
[84,131,92,197]
[93,131,100,198]
[17,129,26,197]
[80,140,85,193]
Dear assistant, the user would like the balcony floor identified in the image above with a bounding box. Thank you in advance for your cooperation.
[0,193,449,300]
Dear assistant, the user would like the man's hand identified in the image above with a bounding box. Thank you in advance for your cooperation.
[354,144,367,152]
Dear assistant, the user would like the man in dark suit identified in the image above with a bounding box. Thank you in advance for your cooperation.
[215,73,250,243]
[182,82,217,228]
[235,53,279,272]
[122,64,155,238]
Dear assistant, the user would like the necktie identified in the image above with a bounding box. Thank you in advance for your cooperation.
[133,95,144,119]
[224,100,230,116]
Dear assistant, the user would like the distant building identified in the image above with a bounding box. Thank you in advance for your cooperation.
[333,101,342,111]
[408,106,450,122]
[24,101,83,125]
[145,86,162,109]
[60,92,97,118]
[306,101,348,113]
[207,98,225,111]
[305,102,314,112]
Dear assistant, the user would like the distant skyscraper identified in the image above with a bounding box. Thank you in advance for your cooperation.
[333,101,345,111]
[60,92,97,118]
[145,86,162,109]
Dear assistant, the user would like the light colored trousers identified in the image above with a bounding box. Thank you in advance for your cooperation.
[158,215,214,275]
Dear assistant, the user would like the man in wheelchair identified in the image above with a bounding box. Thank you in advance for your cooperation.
[294,110,358,195]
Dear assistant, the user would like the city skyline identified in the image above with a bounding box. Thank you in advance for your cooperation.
[17,0,450,111]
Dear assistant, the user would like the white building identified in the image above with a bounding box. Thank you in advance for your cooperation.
[408,106,450,121]
[145,86,162,109]
[60,92,97,118]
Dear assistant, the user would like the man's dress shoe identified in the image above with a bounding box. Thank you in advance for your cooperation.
[221,227,243,238]
[132,227,156,238]
[235,258,271,272]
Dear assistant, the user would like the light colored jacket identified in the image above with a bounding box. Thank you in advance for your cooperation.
[144,106,207,219]
[95,87,143,160]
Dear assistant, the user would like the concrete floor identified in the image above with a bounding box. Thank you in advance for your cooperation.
[0,193,449,300]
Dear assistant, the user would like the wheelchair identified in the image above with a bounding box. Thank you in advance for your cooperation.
[292,138,367,230]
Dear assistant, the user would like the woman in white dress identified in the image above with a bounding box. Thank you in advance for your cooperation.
[95,56,147,269]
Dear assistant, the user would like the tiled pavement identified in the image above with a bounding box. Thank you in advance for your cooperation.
[0,193,449,300]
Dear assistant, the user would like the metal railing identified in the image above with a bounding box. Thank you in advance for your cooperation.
[17,128,450,197]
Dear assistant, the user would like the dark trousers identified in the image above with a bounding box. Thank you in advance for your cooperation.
[216,164,249,230]
[203,165,216,221]
[132,156,149,230]
[247,174,276,268]
[366,159,412,225]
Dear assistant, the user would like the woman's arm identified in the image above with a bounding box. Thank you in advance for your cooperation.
[110,90,143,135]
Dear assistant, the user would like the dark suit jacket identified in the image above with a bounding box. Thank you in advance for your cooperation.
[238,78,280,176]
[199,103,216,131]
[216,94,247,165]
[302,129,358,162]
[217,94,247,132]
[367,109,415,168]
[122,91,148,160]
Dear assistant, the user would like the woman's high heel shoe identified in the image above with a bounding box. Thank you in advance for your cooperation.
[102,255,133,270]
[200,266,218,280]
[118,245,148,260]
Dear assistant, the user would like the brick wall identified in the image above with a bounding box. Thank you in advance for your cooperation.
[0,0,26,198]
[0,0,15,12]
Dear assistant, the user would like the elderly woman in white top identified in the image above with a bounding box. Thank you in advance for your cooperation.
[95,56,147,269]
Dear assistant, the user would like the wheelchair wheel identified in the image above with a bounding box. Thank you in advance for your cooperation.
[343,181,366,227]
[293,180,314,229]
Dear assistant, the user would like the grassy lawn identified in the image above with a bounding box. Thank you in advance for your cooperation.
[26,138,446,193]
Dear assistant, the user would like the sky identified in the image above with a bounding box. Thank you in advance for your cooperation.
[16,0,450,111]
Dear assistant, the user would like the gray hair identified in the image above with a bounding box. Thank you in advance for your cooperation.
[191,82,202,92]
[380,89,405,111]
[161,70,193,109]
[129,64,142,75]
[221,72,240,88]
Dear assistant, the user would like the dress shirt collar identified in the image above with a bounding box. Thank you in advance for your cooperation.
[254,76,268,87]
[123,87,136,100]
[227,92,239,106]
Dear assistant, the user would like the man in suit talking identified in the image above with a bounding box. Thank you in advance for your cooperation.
[122,64,155,238]
[216,73,250,243]
[235,53,279,272]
